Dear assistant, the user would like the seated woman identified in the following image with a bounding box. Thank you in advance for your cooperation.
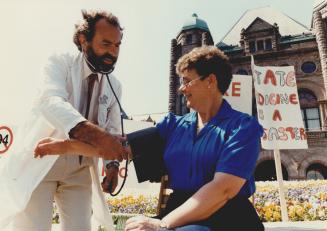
[35,46,264,231]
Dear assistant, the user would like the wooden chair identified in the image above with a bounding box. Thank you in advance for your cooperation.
[156,175,172,215]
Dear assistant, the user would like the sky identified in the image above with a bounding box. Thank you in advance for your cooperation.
[0,0,315,125]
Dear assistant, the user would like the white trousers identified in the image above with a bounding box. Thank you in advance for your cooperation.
[12,155,93,231]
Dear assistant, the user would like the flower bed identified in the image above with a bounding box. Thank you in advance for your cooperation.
[254,180,327,222]
[106,180,327,222]
[52,180,327,227]
[108,195,158,215]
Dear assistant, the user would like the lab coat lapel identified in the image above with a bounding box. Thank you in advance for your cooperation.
[71,53,84,110]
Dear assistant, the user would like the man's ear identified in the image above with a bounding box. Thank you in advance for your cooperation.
[78,34,88,51]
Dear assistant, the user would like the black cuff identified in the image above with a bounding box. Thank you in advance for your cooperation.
[127,127,166,183]
[105,161,120,169]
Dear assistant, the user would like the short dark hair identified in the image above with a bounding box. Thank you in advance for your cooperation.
[73,10,123,51]
[176,46,232,94]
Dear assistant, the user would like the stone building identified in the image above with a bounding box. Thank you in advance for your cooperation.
[168,5,327,181]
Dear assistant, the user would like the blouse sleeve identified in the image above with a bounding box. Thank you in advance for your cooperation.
[156,112,178,141]
[216,116,263,180]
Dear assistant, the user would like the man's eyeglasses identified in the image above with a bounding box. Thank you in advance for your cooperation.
[179,76,205,87]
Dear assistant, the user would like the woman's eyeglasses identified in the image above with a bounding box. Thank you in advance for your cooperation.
[179,76,205,87]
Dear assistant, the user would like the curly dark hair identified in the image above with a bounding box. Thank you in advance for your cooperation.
[73,10,123,51]
[176,46,232,94]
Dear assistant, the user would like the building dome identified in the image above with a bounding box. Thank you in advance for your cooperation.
[181,13,209,31]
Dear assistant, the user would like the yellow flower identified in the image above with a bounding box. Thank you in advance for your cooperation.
[295,206,304,217]
[265,209,273,221]
[273,211,281,221]
[288,206,295,218]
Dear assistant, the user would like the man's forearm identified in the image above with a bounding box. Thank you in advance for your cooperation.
[69,121,107,145]
[69,120,125,160]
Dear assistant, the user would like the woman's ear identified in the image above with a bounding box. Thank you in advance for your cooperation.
[208,74,217,87]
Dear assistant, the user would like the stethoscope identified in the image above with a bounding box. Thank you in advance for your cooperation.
[84,52,129,197]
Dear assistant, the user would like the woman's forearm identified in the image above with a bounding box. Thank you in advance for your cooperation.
[161,173,245,229]
[64,139,101,157]
[34,137,101,158]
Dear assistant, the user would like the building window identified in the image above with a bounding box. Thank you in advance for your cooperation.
[301,61,316,74]
[265,39,272,50]
[306,163,327,180]
[186,34,192,44]
[236,69,248,75]
[298,89,321,130]
[249,41,256,53]
[301,108,320,130]
[257,40,264,51]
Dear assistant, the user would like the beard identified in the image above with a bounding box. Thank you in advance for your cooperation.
[84,45,118,73]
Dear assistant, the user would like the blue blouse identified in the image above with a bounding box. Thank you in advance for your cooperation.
[156,100,263,198]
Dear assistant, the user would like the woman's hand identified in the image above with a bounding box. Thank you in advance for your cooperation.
[34,137,100,158]
[124,216,161,231]
[34,137,67,158]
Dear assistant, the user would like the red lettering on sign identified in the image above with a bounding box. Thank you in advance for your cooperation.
[264,69,277,86]
[289,93,298,104]
[231,82,241,97]
[258,93,264,105]
[299,128,307,140]
[272,109,282,121]
[286,71,296,87]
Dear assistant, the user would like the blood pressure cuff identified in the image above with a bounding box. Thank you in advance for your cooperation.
[127,127,166,183]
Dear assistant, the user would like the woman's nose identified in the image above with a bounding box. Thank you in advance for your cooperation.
[178,84,186,94]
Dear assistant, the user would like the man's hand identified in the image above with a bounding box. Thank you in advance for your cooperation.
[124,216,161,231]
[69,121,125,160]
[112,135,133,160]
[101,164,119,193]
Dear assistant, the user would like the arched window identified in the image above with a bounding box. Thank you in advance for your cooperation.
[254,160,288,181]
[301,61,316,74]
[236,69,248,75]
[306,163,327,180]
[298,89,321,130]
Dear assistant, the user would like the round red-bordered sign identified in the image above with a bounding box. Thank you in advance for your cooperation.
[0,126,13,154]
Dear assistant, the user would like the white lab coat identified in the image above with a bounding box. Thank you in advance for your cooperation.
[0,52,122,230]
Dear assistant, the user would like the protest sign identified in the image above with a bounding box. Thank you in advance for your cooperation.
[224,74,252,115]
[251,59,308,149]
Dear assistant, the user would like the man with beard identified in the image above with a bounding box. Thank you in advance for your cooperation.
[0,10,126,231]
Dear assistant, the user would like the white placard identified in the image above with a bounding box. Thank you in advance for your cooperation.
[251,58,308,150]
[224,74,253,115]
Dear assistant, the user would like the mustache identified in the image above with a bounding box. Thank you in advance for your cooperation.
[101,53,117,63]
